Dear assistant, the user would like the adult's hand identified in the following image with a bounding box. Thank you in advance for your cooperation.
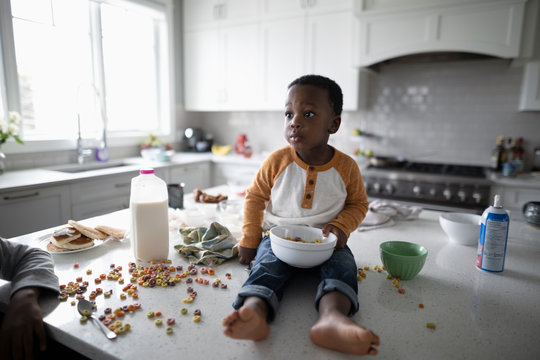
[0,287,46,360]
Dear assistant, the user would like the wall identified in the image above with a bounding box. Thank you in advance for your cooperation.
[182,58,540,169]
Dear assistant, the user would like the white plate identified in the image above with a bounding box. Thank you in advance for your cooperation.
[37,233,113,254]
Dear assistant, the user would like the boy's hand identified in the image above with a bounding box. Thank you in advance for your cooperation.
[238,246,257,265]
[322,224,347,249]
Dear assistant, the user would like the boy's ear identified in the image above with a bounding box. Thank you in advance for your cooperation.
[328,115,341,134]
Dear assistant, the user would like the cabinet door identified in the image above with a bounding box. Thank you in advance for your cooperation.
[224,23,263,110]
[184,29,225,110]
[262,16,306,109]
[308,12,358,110]
[262,0,304,19]
[212,163,258,189]
[169,163,211,193]
[184,0,221,30]
[70,173,134,220]
[72,195,130,220]
[0,185,70,238]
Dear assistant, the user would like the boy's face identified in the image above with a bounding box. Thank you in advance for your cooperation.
[284,84,340,158]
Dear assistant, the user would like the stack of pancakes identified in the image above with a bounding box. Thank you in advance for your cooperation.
[47,220,125,252]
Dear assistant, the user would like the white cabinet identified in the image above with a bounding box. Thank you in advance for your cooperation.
[519,61,540,111]
[212,162,258,188]
[70,173,134,220]
[491,183,540,212]
[169,162,211,193]
[183,0,262,111]
[261,1,359,110]
[354,0,527,67]
[183,0,360,111]
[0,185,70,238]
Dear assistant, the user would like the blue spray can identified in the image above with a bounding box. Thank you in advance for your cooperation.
[476,194,510,272]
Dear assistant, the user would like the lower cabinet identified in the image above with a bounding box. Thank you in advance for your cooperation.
[0,185,71,238]
[168,162,211,193]
[491,184,540,213]
[70,172,135,220]
[212,162,259,188]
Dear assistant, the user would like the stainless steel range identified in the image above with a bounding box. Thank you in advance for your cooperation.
[362,162,491,214]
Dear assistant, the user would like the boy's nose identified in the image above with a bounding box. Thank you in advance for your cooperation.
[290,116,301,128]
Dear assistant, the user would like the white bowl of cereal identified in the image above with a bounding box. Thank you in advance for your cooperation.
[269,225,337,268]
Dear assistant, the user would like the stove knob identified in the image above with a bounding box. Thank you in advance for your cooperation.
[429,188,437,197]
[413,185,422,196]
[472,192,482,204]
[373,183,381,193]
[443,188,452,200]
[385,183,395,194]
[457,190,467,202]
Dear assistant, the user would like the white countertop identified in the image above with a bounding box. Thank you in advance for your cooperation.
[0,152,266,192]
[2,191,539,360]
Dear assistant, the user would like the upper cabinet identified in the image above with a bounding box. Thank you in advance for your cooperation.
[354,0,527,67]
[260,0,359,110]
[183,0,361,111]
[183,0,263,111]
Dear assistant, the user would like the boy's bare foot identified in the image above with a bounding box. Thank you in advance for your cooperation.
[223,298,270,341]
[309,310,380,355]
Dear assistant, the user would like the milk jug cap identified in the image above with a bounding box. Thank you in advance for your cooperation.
[493,194,502,208]
[140,168,154,175]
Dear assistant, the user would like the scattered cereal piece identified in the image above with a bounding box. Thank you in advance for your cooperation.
[426,322,436,329]
[419,304,424,309]
[181,308,188,315]
[155,319,163,326]
[166,326,173,334]
[398,288,406,294]
[192,315,201,323]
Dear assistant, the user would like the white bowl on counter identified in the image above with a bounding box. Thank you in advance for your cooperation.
[269,225,337,268]
[439,212,481,246]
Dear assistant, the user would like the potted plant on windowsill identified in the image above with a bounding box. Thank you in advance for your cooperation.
[140,134,174,162]
[0,111,24,174]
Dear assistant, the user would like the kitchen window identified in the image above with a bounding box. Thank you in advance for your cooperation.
[0,0,173,151]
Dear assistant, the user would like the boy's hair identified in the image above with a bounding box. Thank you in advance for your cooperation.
[288,74,343,116]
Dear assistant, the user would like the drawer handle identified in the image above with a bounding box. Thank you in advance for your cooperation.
[4,191,40,200]
[114,183,130,188]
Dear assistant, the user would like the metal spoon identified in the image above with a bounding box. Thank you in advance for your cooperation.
[77,299,117,339]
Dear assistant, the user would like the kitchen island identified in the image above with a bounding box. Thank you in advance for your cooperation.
[1,197,539,360]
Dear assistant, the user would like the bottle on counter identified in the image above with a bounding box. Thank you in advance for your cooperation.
[130,168,169,262]
[490,136,507,172]
[476,194,510,273]
[512,137,525,174]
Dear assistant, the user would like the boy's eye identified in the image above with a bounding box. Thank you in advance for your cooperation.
[304,111,315,118]
[285,112,293,119]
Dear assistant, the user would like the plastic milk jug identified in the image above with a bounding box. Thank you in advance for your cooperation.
[476,194,510,272]
[130,168,169,262]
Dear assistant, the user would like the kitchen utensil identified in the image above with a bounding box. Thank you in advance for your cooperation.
[77,299,117,339]
[368,156,407,168]
[523,201,540,227]
[439,212,481,246]
[269,225,337,268]
[379,241,428,280]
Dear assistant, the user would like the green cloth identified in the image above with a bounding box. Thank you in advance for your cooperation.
[175,222,238,265]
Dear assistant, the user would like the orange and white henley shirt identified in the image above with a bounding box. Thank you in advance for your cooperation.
[240,146,369,249]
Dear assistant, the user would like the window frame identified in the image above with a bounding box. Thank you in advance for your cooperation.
[0,0,175,155]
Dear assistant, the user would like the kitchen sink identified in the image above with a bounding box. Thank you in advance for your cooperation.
[50,161,131,173]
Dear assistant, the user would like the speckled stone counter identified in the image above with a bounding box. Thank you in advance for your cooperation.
[1,203,539,359]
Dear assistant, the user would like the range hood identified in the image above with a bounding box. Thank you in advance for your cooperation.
[354,0,530,68]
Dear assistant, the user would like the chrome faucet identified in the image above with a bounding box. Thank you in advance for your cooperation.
[76,83,109,164]
[77,115,93,165]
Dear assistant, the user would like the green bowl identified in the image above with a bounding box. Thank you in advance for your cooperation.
[379,241,428,280]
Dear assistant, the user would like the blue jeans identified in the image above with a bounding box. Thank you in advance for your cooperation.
[232,235,359,322]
